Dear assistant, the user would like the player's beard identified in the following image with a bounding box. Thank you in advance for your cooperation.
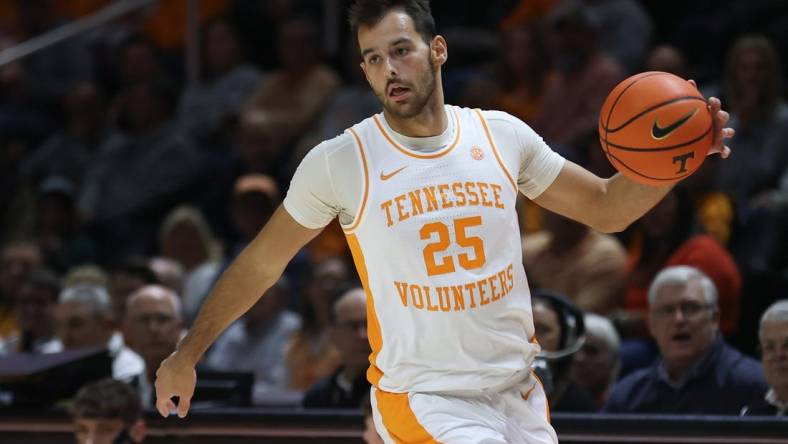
[380,55,437,119]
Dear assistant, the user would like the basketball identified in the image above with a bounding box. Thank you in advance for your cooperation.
[598,71,713,186]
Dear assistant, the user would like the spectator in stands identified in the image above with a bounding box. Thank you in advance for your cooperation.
[523,210,627,314]
[12,0,95,107]
[112,34,165,91]
[108,258,157,323]
[586,0,653,73]
[0,268,62,355]
[205,277,300,403]
[0,241,42,338]
[148,257,184,296]
[64,264,109,289]
[32,176,98,272]
[495,23,551,124]
[55,284,144,383]
[645,44,690,80]
[20,82,114,188]
[122,285,184,407]
[158,206,223,323]
[612,188,741,375]
[569,313,621,409]
[285,257,349,391]
[532,291,596,412]
[533,0,624,155]
[742,300,788,416]
[178,18,263,144]
[79,78,205,258]
[230,174,280,253]
[303,288,370,408]
[72,378,145,444]
[241,16,340,168]
[604,266,767,414]
[717,35,788,273]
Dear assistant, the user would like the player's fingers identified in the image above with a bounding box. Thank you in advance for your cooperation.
[177,394,192,418]
[720,145,731,159]
[716,109,729,126]
[723,127,735,139]
[688,79,698,89]
[156,397,175,418]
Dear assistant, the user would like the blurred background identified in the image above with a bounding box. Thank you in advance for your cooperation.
[0,0,787,442]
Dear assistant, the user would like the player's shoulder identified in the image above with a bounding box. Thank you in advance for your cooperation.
[309,130,356,157]
[461,107,537,135]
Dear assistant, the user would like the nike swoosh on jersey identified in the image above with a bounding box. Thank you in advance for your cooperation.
[651,109,698,140]
[380,166,408,181]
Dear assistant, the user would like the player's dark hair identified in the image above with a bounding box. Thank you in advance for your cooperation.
[71,378,142,426]
[348,0,436,45]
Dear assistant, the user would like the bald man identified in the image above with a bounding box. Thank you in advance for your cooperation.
[123,285,184,406]
[303,288,371,409]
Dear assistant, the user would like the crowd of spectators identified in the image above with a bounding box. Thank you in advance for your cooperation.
[0,0,786,431]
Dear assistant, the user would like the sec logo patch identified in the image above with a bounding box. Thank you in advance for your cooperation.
[470,147,484,160]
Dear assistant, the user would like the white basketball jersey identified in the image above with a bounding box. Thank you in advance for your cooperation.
[343,105,539,394]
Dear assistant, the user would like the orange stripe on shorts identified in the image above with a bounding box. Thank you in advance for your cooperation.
[375,390,439,444]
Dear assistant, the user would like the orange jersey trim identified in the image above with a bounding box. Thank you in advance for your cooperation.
[474,109,518,193]
[342,128,370,233]
[346,233,384,386]
[373,108,462,159]
[375,390,439,443]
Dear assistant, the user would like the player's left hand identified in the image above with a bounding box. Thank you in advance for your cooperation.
[688,79,733,159]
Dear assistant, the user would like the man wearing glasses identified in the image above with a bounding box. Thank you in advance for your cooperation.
[302,288,371,409]
[742,300,788,416]
[604,265,766,414]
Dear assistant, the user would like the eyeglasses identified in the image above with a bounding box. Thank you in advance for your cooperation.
[759,338,788,357]
[651,302,712,319]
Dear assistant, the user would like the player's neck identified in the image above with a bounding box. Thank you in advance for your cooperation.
[383,97,447,138]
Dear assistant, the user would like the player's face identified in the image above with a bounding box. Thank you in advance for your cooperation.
[648,280,718,370]
[759,321,788,395]
[358,11,442,119]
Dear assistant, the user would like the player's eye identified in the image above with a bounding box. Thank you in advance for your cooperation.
[367,55,381,65]
[395,47,408,56]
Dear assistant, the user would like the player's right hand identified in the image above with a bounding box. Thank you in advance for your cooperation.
[154,351,197,418]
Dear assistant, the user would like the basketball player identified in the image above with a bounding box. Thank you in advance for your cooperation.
[155,1,733,442]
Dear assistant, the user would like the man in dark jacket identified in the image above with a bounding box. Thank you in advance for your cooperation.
[302,288,370,408]
[605,266,767,414]
[741,300,788,416]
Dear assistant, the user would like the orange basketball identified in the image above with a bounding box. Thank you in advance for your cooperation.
[598,71,713,186]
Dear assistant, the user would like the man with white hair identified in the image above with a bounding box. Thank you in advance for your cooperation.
[741,300,788,416]
[604,265,766,414]
[569,313,620,409]
[56,284,144,382]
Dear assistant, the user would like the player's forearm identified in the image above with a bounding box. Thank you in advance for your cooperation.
[174,246,282,366]
[598,173,673,232]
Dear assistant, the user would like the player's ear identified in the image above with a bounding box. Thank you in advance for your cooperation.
[430,35,447,67]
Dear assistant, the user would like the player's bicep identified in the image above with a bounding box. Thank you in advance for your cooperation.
[532,161,609,230]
